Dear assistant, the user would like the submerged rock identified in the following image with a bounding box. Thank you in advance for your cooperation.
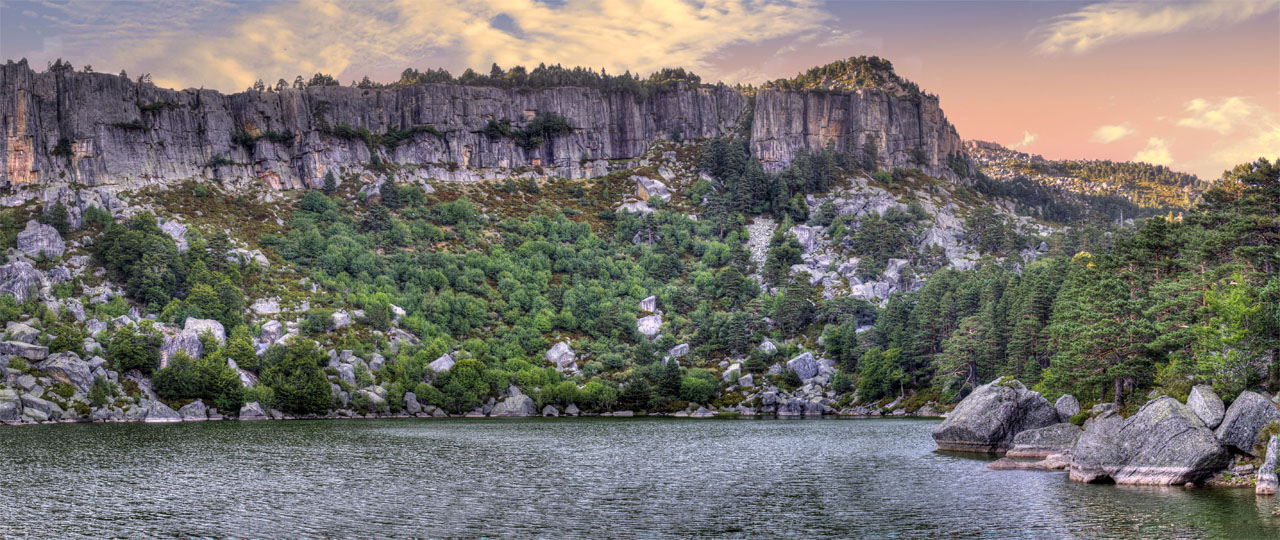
[931,379,1059,453]
[1214,391,1280,456]
[1069,397,1229,485]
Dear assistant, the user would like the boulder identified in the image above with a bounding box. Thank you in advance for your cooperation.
[1215,391,1280,455]
[158,219,189,252]
[1070,397,1230,485]
[491,394,537,417]
[545,342,576,371]
[0,261,43,303]
[161,331,203,363]
[723,363,742,383]
[336,364,356,385]
[429,353,455,373]
[757,340,777,355]
[184,318,226,346]
[639,296,657,313]
[786,352,819,380]
[1054,394,1080,422]
[1257,435,1278,495]
[565,403,580,416]
[16,220,65,258]
[144,401,182,422]
[737,373,755,388]
[331,311,351,329]
[178,399,208,420]
[5,322,40,344]
[1187,385,1225,429]
[931,378,1059,453]
[20,393,56,419]
[239,401,268,419]
[36,352,93,392]
[637,314,662,339]
[668,343,689,358]
[260,320,283,344]
[403,392,422,414]
[251,298,280,315]
[0,341,49,361]
[542,405,560,417]
[1006,423,1082,459]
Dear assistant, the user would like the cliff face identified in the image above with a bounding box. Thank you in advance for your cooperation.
[750,87,965,175]
[1,59,968,197]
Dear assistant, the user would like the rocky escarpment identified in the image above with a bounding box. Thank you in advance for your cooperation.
[2,59,969,201]
[752,87,964,176]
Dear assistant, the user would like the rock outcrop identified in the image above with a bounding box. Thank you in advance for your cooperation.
[2,59,967,199]
[1069,397,1230,485]
[1215,391,1280,455]
[931,379,1059,453]
[1054,394,1080,422]
[36,352,93,392]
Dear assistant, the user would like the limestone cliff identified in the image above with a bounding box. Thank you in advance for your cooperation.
[2,58,968,198]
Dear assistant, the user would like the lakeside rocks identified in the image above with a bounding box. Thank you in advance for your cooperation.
[931,379,1058,453]
[1006,423,1081,459]
[1214,391,1280,456]
[1069,397,1230,486]
[1258,435,1278,496]
[1188,385,1226,430]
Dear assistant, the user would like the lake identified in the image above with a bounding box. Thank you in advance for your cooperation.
[1,417,1277,538]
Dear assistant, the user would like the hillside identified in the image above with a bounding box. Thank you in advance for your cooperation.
[0,57,1275,429]
[966,140,1213,214]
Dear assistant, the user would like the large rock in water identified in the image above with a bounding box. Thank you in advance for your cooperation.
[1187,385,1225,429]
[1006,423,1082,459]
[15,220,64,258]
[1214,391,1280,456]
[1069,397,1230,485]
[931,379,1059,453]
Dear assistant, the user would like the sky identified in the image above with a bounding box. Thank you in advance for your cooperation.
[1,0,1277,180]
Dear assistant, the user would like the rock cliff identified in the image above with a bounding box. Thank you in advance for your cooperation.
[2,58,968,200]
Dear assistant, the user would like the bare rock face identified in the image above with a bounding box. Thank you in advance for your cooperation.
[637,313,662,339]
[1215,391,1280,456]
[1006,423,1081,459]
[931,378,1059,453]
[15,220,64,258]
[1187,385,1225,429]
[750,87,965,175]
[2,60,969,198]
[1069,397,1230,485]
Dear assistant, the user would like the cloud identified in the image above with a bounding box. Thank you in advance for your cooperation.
[1090,124,1133,143]
[30,0,829,92]
[1176,97,1258,135]
[1034,0,1279,54]
[1133,137,1173,166]
[1009,130,1039,149]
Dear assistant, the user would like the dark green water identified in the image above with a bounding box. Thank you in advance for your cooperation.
[1,417,1277,538]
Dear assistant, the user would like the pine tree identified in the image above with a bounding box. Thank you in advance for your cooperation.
[322,171,337,194]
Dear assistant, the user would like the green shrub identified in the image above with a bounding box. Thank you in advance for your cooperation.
[51,382,76,400]
[88,376,116,408]
[7,358,28,372]
[48,324,84,355]
[243,385,275,409]
[107,325,163,375]
[260,341,330,414]
[301,308,334,335]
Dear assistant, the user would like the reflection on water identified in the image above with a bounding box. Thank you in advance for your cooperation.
[0,417,1276,538]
